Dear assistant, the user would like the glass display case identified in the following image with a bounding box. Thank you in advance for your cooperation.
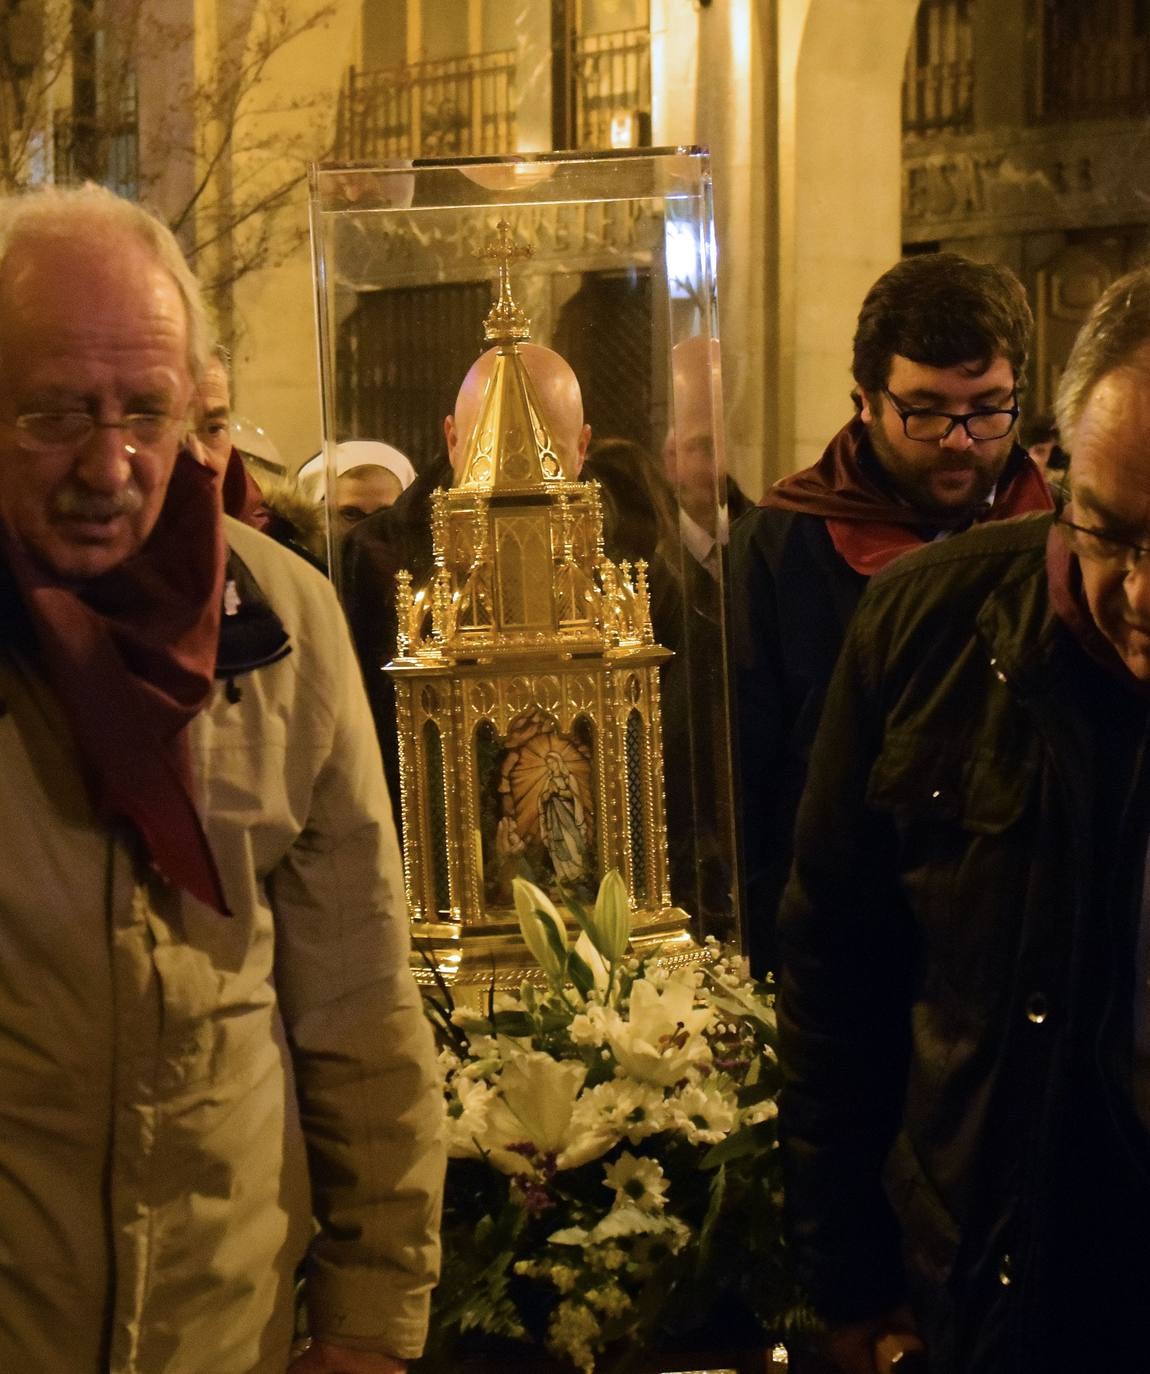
[308,147,742,992]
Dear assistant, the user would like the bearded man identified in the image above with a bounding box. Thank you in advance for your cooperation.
[730,252,1053,973]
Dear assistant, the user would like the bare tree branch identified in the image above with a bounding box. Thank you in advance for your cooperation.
[0,0,338,322]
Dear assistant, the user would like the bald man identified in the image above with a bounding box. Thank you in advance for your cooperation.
[663,335,752,578]
[445,341,591,478]
[342,342,591,811]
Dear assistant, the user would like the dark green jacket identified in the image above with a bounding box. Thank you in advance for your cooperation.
[778,512,1150,1372]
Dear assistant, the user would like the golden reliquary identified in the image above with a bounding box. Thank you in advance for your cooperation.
[388,222,697,997]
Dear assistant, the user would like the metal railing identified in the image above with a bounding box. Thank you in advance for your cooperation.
[53,84,139,196]
[902,0,973,135]
[338,50,516,160]
[1037,1,1150,119]
[573,26,651,149]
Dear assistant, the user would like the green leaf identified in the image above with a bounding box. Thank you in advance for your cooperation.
[736,1078,778,1107]
[562,887,598,946]
[697,1161,726,1268]
[700,1120,778,1168]
[566,947,595,999]
[491,1010,535,1038]
[701,973,779,1036]
[417,947,470,1055]
[540,904,570,973]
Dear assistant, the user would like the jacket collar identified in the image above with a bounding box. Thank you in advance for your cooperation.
[975,515,1072,698]
[974,515,1150,729]
[215,543,291,680]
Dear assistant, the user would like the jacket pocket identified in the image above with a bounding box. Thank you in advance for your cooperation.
[864,732,1037,1006]
[865,733,1034,835]
[882,1129,961,1290]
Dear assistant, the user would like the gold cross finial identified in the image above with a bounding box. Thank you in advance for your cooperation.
[478,219,533,342]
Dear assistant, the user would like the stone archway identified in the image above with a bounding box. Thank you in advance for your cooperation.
[771,0,920,484]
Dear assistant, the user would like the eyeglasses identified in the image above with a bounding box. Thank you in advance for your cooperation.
[881,386,1020,443]
[10,411,179,453]
[1056,513,1150,570]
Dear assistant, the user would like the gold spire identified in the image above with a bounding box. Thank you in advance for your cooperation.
[478,220,533,343]
[457,222,566,490]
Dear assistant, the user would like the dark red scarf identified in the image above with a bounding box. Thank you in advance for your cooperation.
[221,446,267,528]
[762,416,1054,575]
[2,450,230,913]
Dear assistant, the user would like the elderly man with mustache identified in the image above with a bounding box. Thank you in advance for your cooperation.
[0,185,443,1373]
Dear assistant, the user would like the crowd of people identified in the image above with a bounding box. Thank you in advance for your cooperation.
[2,175,1149,1374]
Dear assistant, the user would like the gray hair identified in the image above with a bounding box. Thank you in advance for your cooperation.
[0,183,211,382]
[1055,265,1150,452]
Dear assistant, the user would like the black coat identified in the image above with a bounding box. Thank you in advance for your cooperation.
[729,506,866,973]
[778,512,1150,1372]
[340,455,451,810]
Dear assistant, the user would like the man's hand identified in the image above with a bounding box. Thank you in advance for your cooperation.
[288,1340,407,1373]
[824,1306,926,1374]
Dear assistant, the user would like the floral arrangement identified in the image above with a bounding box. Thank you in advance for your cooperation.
[416,872,809,1373]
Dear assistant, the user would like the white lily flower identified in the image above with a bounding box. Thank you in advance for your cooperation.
[574,930,609,994]
[480,1052,619,1175]
[602,970,713,1086]
[591,868,632,962]
[512,877,568,984]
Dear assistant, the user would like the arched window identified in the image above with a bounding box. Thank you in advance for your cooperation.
[624,708,648,902]
[902,0,973,135]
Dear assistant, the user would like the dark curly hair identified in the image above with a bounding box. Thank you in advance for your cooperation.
[852,252,1032,395]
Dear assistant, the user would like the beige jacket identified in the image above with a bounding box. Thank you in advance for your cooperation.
[0,517,444,1373]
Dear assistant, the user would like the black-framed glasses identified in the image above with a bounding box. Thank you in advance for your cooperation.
[1055,513,1150,570]
[10,411,179,454]
[881,386,1020,443]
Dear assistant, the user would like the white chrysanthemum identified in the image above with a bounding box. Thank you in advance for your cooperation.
[450,1006,490,1030]
[602,1151,669,1212]
[568,1077,668,1144]
[641,961,670,989]
[670,1081,738,1144]
[436,1046,461,1082]
[569,1001,610,1047]
[550,1203,689,1248]
[445,1075,497,1158]
[457,1029,500,1062]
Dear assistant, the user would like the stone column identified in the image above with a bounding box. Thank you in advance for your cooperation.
[512,0,552,152]
[773,0,919,483]
[693,0,774,502]
[651,0,774,503]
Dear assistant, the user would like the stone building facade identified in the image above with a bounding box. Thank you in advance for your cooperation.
[901,0,1150,427]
